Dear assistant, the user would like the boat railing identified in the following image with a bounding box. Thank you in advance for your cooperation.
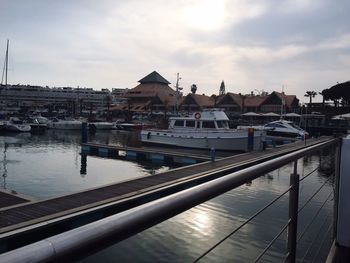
[0,137,344,262]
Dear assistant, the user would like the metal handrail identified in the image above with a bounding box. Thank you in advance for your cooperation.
[0,138,341,263]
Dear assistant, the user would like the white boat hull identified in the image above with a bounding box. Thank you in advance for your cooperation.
[141,130,265,152]
[3,123,31,132]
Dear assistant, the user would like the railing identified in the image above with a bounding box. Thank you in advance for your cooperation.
[0,137,341,263]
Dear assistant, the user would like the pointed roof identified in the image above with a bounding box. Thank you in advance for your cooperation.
[138,71,171,85]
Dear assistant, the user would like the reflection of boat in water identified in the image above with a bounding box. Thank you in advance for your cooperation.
[47,118,82,130]
[2,117,31,132]
[141,109,265,152]
[238,120,308,140]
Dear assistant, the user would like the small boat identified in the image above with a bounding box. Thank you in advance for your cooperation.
[113,122,151,131]
[26,116,48,131]
[238,119,308,140]
[2,117,31,132]
[141,109,265,152]
[47,118,82,130]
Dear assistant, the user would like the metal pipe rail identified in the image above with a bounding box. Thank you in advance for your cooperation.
[0,137,341,263]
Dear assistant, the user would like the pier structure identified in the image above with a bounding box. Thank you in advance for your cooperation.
[0,136,349,262]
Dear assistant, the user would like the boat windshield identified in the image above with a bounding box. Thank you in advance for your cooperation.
[288,122,304,131]
[217,120,229,129]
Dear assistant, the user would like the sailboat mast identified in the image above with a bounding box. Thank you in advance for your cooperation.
[5,39,9,87]
[1,39,9,86]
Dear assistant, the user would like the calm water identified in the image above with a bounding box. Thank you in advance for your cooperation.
[0,131,335,262]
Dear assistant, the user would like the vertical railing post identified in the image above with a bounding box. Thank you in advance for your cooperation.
[287,160,300,263]
[333,142,341,238]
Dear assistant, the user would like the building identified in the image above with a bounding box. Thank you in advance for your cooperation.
[217,91,299,114]
[112,71,178,114]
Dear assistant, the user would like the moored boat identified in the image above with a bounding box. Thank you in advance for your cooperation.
[141,109,265,152]
[238,119,308,141]
[2,117,31,132]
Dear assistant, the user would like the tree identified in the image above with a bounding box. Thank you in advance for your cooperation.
[219,80,225,96]
[304,91,317,107]
[321,81,350,107]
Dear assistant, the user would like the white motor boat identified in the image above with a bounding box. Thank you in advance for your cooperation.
[238,120,308,140]
[141,109,265,152]
[47,118,82,130]
[2,117,31,132]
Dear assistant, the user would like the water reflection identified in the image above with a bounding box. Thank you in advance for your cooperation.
[81,150,335,263]
[0,130,176,199]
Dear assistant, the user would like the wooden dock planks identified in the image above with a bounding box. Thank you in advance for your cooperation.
[0,138,330,235]
[0,190,30,209]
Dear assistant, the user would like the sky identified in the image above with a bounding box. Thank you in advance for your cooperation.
[0,0,349,102]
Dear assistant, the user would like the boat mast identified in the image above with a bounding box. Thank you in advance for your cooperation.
[1,39,9,87]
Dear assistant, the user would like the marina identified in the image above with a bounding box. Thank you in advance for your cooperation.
[0,128,348,262]
[1,6,350,260]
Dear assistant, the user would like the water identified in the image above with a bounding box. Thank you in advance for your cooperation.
[0,130,174,199]
[0,131,335,262]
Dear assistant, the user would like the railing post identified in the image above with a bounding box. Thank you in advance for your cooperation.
[333,142,341,238]
[287,160,300,263]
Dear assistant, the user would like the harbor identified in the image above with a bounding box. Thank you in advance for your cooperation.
[1,1,350,261]
[0,128,348,262]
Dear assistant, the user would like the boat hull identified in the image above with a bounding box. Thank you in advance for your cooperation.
[141,130,265,152]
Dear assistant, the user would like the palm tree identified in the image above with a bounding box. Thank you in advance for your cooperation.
[304,91,317,108]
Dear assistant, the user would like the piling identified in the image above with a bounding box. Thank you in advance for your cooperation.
[247,128,254,151]
[81,122,88,143]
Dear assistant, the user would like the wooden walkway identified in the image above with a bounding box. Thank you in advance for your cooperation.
[0,190,29,209]
[0,138,329,238]
[81,142,223,162]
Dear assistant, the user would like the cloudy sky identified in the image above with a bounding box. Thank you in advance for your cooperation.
[1,0,349,102]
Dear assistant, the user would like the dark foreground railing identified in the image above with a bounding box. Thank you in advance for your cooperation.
[0,138,341,263]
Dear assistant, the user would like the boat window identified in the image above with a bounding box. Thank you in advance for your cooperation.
[174,120,184,127]
[217,120,229,128]
[202,121,216,128]
[265,123,285,128]
[186,120,195,128]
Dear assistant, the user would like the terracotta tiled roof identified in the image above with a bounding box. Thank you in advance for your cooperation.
[244,95,268,107]
[217,92,243,107]
[273,91,297,107]
[180,93,214,107]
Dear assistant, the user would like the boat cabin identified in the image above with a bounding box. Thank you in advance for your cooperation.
[168,109,230,130]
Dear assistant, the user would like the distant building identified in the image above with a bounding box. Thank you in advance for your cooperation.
[217,91,299,114]
[179,93,214,112]
[112,71,178,113]
[0,84,123,116]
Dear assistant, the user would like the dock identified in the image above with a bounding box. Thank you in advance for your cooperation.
[0,190,30,209]
[81,142,222,164]
[0,137,330,252]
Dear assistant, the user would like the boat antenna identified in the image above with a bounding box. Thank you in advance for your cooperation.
[1,39,9,86]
